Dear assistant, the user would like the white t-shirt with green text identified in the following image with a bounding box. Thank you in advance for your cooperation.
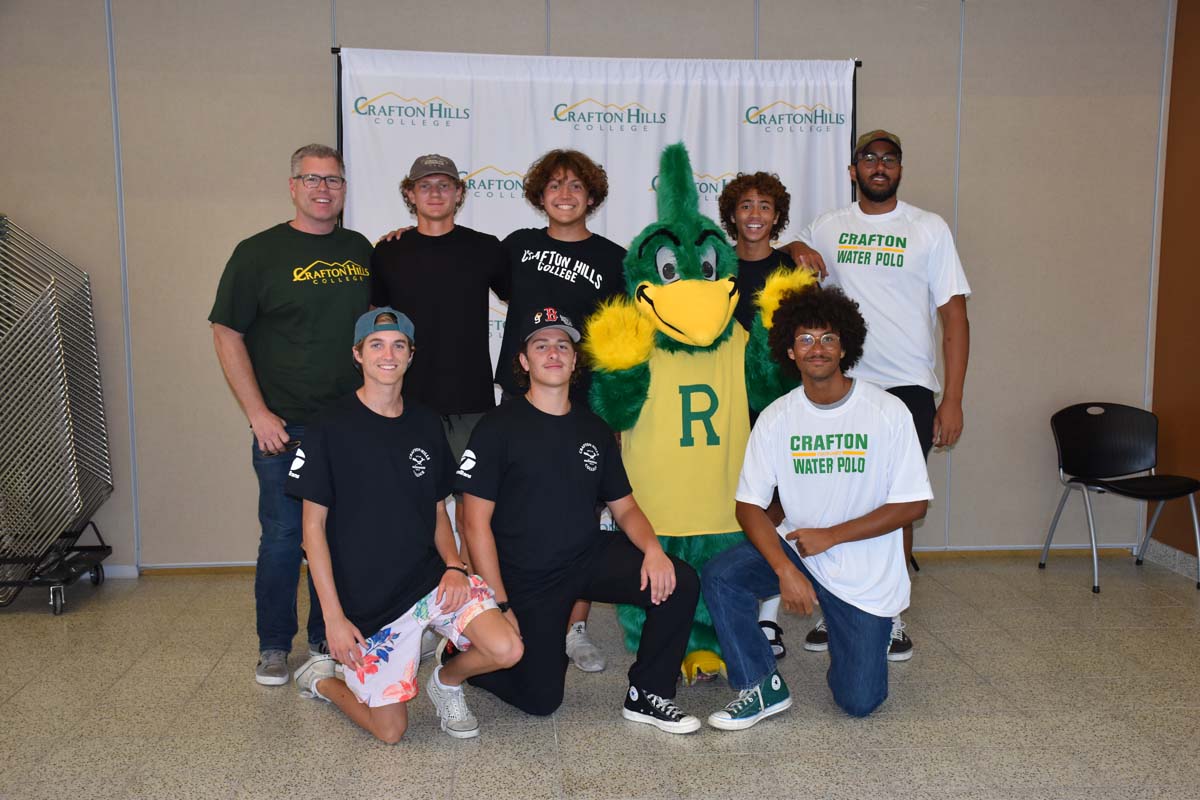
[799,201,971,392]
[737,380,933,617]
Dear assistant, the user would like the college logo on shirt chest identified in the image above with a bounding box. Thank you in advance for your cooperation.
[290,259,370,285]
[409,447,431,477]
[521,248,603,290]
[578,442,600,472]
[789,433,869,475]
[835,232,907,269]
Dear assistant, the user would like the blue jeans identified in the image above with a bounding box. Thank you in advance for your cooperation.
[250,424,324,653]
[702,540,892,717]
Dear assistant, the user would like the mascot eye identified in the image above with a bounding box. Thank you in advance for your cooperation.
[655,246,680,283]
[698,244,717,280]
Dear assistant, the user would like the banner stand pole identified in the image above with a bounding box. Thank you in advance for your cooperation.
[852,58,862,204]
[332,46,344,226]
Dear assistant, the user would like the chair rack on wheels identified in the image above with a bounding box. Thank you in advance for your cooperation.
[0,214,114,614]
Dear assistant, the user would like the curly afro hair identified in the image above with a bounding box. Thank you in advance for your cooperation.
[523,149,609,216]
[767,286,867,378]
[717,172,791,242]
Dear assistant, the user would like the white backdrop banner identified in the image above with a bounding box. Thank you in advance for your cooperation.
[339,48,854,360]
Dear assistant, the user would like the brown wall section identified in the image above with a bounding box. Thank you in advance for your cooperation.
[1152,0,1200,555]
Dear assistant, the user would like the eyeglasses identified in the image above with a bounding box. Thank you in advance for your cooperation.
[856,153,900,167]
[414,180,455,195]
[794,332,841,349]
[293,174,345,189]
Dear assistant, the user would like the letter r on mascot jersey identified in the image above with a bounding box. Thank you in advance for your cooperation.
[584,143,815,683]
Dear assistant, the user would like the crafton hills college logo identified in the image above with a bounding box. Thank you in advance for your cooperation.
[743,101,846,133]
[351,92,471,127]
[462,165,525,200]
[650,170,736,202]
[551,98,667,132]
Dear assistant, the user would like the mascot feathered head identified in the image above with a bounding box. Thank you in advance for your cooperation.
[624,144,739,351]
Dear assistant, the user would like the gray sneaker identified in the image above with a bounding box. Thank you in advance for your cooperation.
[426,665,480,739]
[294,654,336,701]
[565,621,606,672]
[255,649,289,686]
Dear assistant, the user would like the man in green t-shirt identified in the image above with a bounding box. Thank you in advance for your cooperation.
[209,143,372,686]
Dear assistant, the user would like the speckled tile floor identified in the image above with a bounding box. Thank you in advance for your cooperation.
[1,552,1199,799]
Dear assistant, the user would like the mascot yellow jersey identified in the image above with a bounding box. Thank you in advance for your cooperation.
[621,325,749,537]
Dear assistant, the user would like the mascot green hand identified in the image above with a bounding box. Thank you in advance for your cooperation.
[584,143,814,684]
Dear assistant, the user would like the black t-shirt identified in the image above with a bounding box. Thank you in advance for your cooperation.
[454,397,631,586]
[209,223,372,424]
[734,248,796,331]
[286,392,453,636]
[370,226,511,415]
[496,228,626,400]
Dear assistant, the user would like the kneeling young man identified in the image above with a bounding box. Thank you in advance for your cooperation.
[288,309,522,743]
[703,287,932,728]
[457,308,702,733]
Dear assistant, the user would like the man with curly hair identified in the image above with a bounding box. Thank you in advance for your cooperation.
[717,171,796,332]
[701,286,932,728]
[495,149,625,404]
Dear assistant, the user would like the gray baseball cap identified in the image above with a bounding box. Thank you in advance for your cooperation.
[406,154,459,181]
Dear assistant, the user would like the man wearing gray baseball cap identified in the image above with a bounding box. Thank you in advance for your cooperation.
[370,154,511,537]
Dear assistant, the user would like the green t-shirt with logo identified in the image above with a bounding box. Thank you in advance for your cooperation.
[209,222,372,425]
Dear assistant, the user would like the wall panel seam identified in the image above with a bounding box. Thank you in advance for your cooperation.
[105,0,142,568]
[945,0,966,549]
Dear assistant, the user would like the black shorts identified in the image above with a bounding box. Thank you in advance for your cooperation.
[886,385,935,460]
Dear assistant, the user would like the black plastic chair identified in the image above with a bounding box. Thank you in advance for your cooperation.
[1040,402,1200,592]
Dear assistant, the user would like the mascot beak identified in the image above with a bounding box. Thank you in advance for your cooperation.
[635,277,738,347]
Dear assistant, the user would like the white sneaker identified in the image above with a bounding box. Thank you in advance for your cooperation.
[426,665,480,739]
[294,654,336,701]
[565,621,606,672]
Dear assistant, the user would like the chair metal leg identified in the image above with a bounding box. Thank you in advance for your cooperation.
[1189,494,1200,590]
[1081,488,1100,593]
[1040,486,1072,568]
[1136,501,1165,565]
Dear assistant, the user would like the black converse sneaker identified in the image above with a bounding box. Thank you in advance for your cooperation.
[621,686,701,734]
[887,617,914,662]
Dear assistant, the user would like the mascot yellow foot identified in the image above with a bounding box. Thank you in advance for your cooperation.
[681,650,727,686]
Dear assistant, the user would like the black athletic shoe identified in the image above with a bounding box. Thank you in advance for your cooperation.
[803,618,829,652]
[621,686,701,734]
[759,620,786,659]
[887,618,914,662]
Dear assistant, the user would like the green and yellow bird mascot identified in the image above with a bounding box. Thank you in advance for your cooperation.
[585,143,815,682]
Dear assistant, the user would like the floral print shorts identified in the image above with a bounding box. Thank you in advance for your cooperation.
[344,574,497,707]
